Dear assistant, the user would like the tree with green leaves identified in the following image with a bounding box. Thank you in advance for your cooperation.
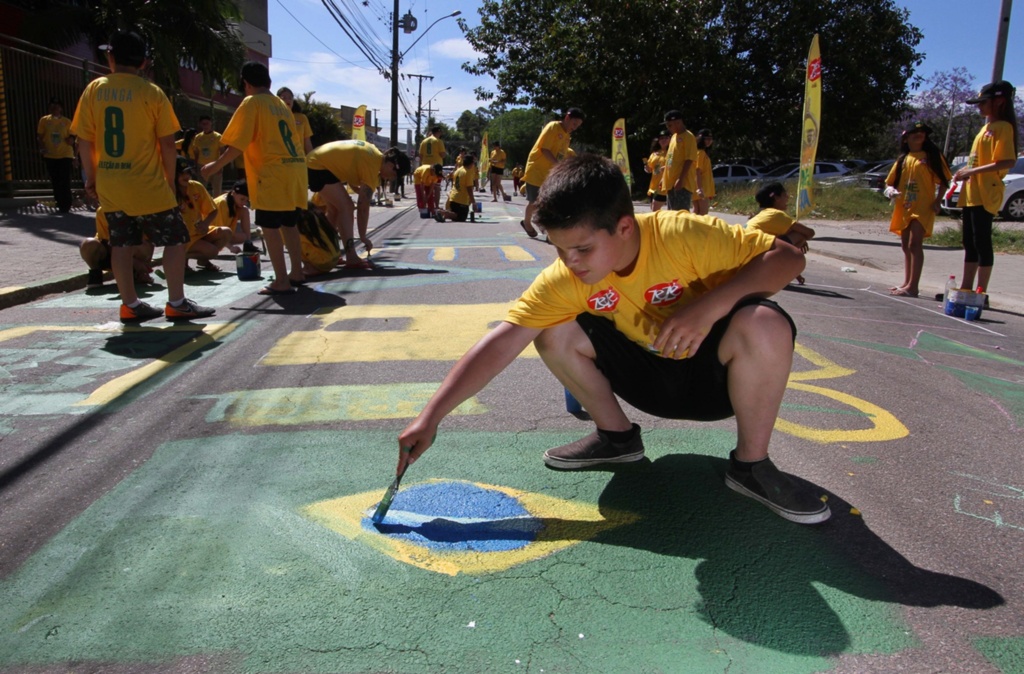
[300,93,347,148]
[460,0,923,161]
[20,0,246,94]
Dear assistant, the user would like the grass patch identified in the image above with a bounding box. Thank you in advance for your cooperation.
[931,224,1024,254]
[712,181,892,220]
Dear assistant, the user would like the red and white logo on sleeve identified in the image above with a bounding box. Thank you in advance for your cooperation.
[644,280,682,306]
[587,288,620,312]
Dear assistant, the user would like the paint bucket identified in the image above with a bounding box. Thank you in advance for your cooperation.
[503,194,512,202]
[235,251,261,280]
[419,208,431,219]
[473,202,482,213]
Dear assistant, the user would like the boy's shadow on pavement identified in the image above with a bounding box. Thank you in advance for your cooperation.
[591,454,1002,655]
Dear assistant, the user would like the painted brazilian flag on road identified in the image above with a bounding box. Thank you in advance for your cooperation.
[612,118,631,187]
[797,34,821,219]
[352,105,367,141]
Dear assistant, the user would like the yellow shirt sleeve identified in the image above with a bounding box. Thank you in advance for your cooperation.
[746,208,794,237]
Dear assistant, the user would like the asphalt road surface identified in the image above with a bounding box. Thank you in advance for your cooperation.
[1,201,1023,674]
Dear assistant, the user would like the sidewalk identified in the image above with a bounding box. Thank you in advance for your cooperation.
[0,200,412,310]
[3,202,1024,315]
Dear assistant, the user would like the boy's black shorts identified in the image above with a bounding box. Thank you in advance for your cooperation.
[576,297,796,421]
[450,202,469,221]
[255,208,301,229]
[308,168,340,193]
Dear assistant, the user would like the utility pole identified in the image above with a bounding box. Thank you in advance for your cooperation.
[992,0,1013,81]
[389,0,400,148]
[404,73,434,145]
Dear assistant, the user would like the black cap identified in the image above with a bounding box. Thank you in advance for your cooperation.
[99,31,147,65]
[903,120,933,135]
[175,156,195,176]
[657,128,671,138]
[663,110,683,124]
[966,80,1016,104]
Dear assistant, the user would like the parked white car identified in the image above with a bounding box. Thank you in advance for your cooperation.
[941,157,1024,221]
[711,164,762,185]
[751,161,850,183]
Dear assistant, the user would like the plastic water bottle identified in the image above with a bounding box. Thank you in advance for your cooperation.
[943,275,957,315]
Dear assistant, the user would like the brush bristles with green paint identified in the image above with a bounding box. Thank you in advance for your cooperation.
[372,447,412,524]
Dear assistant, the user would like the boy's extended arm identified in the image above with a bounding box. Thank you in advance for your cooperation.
[652,239,804,359]
[397,321,542,473]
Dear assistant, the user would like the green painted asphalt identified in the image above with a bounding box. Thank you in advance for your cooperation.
[0,429,928,673]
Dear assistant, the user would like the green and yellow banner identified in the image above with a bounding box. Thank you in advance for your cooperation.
[480,131,489,175]
[612,118,631,187]
[797,34,821,219]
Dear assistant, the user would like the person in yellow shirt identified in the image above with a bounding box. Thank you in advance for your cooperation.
[661,109,697,212]
[436,155,477,222]
[644,131,669,211]
[418,126,447,209]
[747,182,815,285]
[37,98,76,213]
[522,107,584,237]
[414,163,443,217]
[883,121,951,297]
[209,180,257,253]
[694,129,715,215]
[488,141,508,202]
[396,154,828,525]
[306,140,411,268]
[174,158,232,270]
[72,30,214,323]
[276,87,314,155]
[80,206,154,289]
[299,199,341,276]
[190,115,223,195]
[952,80,1019,298]
[201,61,308,295]
[511,164,523,194]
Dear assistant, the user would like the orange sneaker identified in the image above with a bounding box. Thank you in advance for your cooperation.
[120,301,163,323]
[165,298,215,321]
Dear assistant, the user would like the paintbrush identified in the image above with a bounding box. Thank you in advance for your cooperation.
[371,448,411,524]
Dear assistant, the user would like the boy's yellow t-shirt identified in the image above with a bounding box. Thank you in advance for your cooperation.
[190,131,222,164]
[221,92,307,211]
[523,121,570,186]
[414,164,439,187]
[746,208,794,237]
[71,72,180,216]
[179,180,216,243]
[419,135,446,166]
[306,140,382,190]
[662,130,697,194]
[37,115,75,159]
[489,148,506,169]
[506,210,774,354]
[959,120,1016,215]
[449,167,474,205]
[697,149,715,198]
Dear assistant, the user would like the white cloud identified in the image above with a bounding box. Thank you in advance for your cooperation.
[430,38,482,61]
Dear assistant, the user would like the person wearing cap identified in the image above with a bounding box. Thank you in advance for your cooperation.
[190,116,223,196]
[521,107,585,237]
[694,129,715,215]
[305,140,411,268]
[882,121,951,298]
[435,154,478,222]
[37,98,76,213]
[952,80,1019,298]
[418,126,447,209]
[661,109,698,212]
[210,179,257,254]
[71,30,215,323]
[488,140,508,202]
[201,61,308,296]
[644,130,670,211]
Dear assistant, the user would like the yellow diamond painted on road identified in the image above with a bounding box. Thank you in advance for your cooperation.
[302,479,639,576]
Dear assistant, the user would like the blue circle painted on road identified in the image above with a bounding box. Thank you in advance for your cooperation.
[365,481,542,552]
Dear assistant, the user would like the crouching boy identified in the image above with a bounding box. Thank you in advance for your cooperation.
[397,154,829,524]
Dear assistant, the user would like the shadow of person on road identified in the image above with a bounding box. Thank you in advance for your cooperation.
[590,454,1003,655]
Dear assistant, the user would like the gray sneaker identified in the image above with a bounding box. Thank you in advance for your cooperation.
[543,424,645,469]
[724,450,831,524]
[165,298,216,321]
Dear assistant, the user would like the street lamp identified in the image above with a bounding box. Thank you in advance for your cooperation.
[390,8,461,147]
[423,86,451,140]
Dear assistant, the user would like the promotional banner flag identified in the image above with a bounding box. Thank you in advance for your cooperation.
[612,118,632,187]
[796,34,821,219]
[352,105,367,141]
[480,131,490,175]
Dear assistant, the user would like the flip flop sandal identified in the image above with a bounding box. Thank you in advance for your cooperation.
[258,285,298,296]
[519,219,538,238]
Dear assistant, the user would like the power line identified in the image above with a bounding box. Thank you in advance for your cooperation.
[272,0,375,70]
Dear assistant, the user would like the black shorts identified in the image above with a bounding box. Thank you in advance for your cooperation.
[652,194,667,203]
[308,168,340,193]
[490,166,504,176]
[106,207,190,248]
[450,202,469,221]
[577,298,797,421]
[255,208,301,229]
